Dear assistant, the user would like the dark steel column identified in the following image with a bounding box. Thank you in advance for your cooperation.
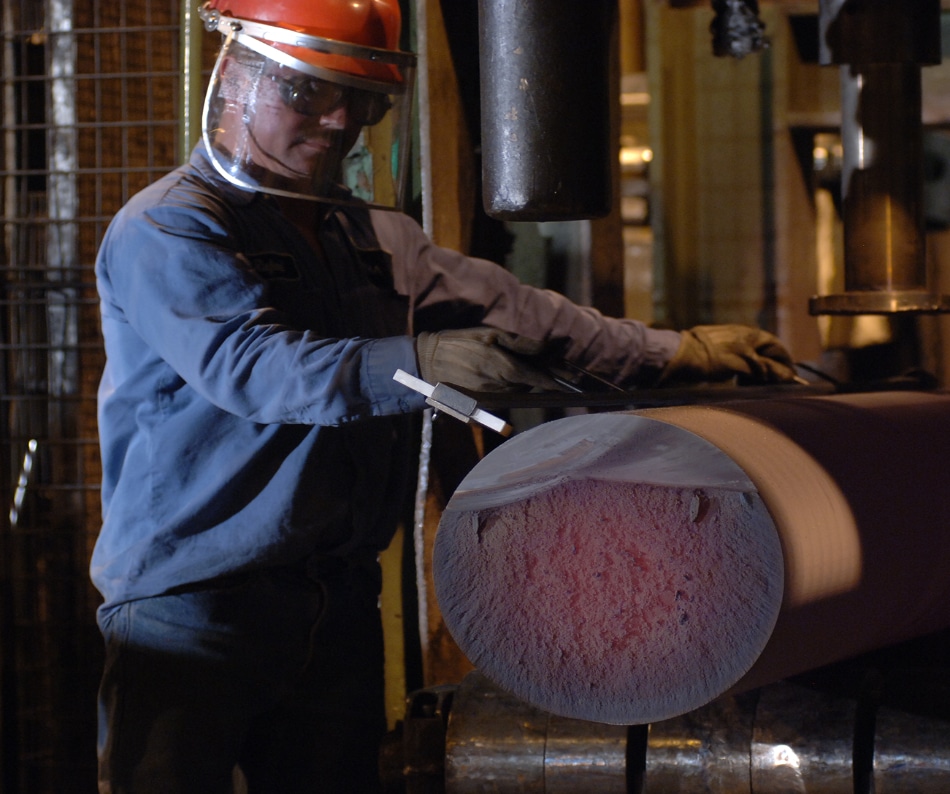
[810,0,949,314]
[478,0,614,220]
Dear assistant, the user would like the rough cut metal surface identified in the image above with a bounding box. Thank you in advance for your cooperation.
[433,392,950,725]
[433,413,784,725]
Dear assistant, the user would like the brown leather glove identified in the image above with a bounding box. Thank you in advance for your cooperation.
[415,328,565,392]
[658,324,797,385]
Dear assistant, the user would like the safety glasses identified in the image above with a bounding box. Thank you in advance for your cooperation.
[267,72,393,126]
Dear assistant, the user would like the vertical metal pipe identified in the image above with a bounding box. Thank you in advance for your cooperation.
[180,0,205,161]
[840,63,925,294]
[478,0,615,220]
[47,0,79,399]
[0,8,15,787]
[811,0,949,314]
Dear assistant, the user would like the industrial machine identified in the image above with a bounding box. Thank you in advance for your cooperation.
[384,661,950,793]
[382,1,950,791]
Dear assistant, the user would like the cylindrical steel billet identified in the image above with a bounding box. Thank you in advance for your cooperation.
[439,674,950,792]
[478,0,613,220]
[684,392,950,696]
[445,671,548,792]
[444,671,628,793]
[435,412,786,724]
[433,391,950,725]
[646,692,756,792]
[650,680,950,793]
[544,715,628,793]
[647,682,859,793]
[874,705,950,792]
[750,682,857,793]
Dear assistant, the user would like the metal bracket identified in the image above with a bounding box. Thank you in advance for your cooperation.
[393,370,512,436]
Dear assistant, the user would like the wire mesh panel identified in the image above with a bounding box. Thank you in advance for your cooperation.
[0,1,181,790]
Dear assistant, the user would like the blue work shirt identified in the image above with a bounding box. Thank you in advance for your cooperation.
[93,144,680,610]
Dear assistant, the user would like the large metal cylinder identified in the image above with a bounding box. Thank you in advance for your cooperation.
[478,0,614,220]
[840,65,925,294]
[433,391,950,725]
[650,678,950,794]
[422,672,950,793]
[444,672,631,793]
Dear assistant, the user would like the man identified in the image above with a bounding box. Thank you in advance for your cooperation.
[92,1,796,791]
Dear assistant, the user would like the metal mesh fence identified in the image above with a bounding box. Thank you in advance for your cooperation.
[1,1,182,789]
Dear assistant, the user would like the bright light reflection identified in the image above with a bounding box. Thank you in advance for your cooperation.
[620,147,653,167]
[770,744,801,770]
[621,91,650,106]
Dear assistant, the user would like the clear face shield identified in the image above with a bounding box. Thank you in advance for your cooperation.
[200,8,416,211]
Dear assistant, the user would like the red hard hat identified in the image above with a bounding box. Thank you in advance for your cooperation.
[205,0,405,83]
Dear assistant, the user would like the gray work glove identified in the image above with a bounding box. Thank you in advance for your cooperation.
[415,327,566,392]
[658,324,797,385]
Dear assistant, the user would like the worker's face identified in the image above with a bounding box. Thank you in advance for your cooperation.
[226,60,372,186]
[204,38,412,208]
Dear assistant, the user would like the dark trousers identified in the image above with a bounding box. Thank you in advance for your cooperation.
[97,559,386,793]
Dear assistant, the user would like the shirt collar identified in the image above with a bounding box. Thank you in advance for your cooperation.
[189,141,360,216]
[190,142,260,207]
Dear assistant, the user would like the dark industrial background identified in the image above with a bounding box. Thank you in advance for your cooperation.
[4,1,950,792]
[1,2,181,790]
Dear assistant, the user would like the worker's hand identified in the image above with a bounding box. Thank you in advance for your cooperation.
[416,328,566,392]
[658,324,797,385]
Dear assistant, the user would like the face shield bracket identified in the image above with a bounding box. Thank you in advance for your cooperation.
[198,3,416,87]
